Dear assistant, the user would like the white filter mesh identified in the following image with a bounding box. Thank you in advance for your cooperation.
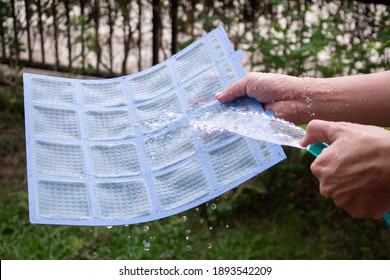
[23,26,286,226]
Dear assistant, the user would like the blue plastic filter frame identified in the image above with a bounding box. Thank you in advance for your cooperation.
[23,26,286,226]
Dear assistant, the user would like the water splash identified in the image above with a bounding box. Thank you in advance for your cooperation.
[191,107,305,148]
[185,229,191,240]
[143,240,151,251]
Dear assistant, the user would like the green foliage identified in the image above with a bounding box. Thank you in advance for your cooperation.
[239,1,388,77]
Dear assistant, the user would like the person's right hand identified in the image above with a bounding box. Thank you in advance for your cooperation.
[215,72,316,125]
[301,120,390,219]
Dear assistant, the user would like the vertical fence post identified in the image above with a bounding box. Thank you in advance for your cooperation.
[24,0,32,64]
[80,0,85,71]
[120,1,131,75]
[11,0,19,64]
[152,0,160,65]
[137,0,142,71]
[52,0,59,70]
[107,0,114,74]
[65,0,72,69]
[37,0,45,64]
[171,0,178,55]
[0,1,7,62]
[94,0,101,72]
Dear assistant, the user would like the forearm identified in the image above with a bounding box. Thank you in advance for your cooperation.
[216,71,390,126]
[307,71,390,126]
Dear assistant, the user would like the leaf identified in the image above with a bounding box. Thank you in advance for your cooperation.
[74,35,83,44]
[87,63,95,72]
[87,44,98,53]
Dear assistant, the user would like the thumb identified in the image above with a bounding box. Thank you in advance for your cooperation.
[300,120,338,147]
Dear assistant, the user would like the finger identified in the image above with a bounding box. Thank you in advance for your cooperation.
[263,101,304,125]
[300,119,339,147]
[319,184,331,198]
[215,72,258,102]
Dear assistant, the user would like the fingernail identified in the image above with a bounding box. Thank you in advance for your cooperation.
[215,91,223,97]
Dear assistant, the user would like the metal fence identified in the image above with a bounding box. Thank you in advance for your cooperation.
[1,0,180,77]
[1,0,388,78]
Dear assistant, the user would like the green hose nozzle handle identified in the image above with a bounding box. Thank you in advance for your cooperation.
[307,142,329,157]
[307,142,390,227]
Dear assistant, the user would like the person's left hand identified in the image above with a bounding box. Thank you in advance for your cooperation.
[301,120,390,219]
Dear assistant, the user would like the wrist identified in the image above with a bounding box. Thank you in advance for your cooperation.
[289,77,337,124]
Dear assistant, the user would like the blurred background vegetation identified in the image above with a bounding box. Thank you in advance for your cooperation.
[0,0,389,259]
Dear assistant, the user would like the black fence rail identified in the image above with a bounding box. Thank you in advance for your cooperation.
[0,0,389,78]
[2,0,176,77]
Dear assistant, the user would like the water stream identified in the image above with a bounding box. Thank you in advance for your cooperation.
[191,107,306,149]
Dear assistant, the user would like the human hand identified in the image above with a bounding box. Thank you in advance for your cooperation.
[215,71,390,127]
[301,120,390,219]
[215,72,319,125]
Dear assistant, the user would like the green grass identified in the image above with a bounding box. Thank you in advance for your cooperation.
[1,99,390,260]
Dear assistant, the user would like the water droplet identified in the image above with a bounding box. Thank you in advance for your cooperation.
[186,235,190,240]
[200,218,204,224]
[209,226,213,231]
[195,207,199,212]
[207,243,213,249]
[144,225,149,232]
[106,226,113,229]
[127,235,131,239]
[186,245,192,251]
[144,242,151,251]
[186,229,191,234]
[182,216,187,222]
[226,224,229,228]
[211,203,217,209]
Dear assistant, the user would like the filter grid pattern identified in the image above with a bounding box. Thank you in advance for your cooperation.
[24,26,286,226]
